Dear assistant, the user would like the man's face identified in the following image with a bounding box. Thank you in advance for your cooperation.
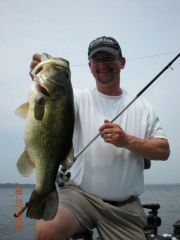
[89,52,125,86]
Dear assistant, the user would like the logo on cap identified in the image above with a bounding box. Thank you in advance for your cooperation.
[88,36,122,59]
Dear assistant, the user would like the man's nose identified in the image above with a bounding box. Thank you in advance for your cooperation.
[96,61,109,67]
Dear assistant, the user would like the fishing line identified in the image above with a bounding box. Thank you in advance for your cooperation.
[127,51,179,61]
[142,61,179,99]
[74,53,180,161]
[71,50,179,67]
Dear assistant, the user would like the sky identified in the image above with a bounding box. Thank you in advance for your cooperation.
[0,0,180,184]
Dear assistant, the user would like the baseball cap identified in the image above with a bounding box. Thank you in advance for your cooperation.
[88,36,122,59]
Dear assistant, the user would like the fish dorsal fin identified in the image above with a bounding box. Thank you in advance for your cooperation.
[17,150,35,177]
[15,102,29,119]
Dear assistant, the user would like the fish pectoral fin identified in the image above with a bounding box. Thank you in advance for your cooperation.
[26,189,58,220]
[17,150,35,177]
[15,102,29,119]
[34,97,45,121]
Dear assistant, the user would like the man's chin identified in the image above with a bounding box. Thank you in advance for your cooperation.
[96,79,114,87]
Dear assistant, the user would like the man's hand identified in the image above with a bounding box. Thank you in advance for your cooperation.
[99,120,170,160]
[99,120,129,148]
[29,53,41,79]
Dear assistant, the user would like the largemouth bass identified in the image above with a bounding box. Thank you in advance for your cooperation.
[15,54,74,220]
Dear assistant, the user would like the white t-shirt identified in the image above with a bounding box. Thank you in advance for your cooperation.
[70,88,166,201]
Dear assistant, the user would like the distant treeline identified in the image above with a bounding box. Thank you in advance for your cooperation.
[0,183,179,188]
[0,183,35,188]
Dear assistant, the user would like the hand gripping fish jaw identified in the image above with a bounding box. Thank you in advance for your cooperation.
[31,53,69,80]
[31,56,71,101]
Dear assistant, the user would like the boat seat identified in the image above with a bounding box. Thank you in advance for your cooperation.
[71,229,93,240]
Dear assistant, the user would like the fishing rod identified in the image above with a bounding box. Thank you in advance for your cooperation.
[74,52,180,161]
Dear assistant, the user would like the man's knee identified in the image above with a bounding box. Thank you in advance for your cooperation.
[35,221,46,240]
[35,220,67,240]
[35,207,85,240]
[36,221,49,240]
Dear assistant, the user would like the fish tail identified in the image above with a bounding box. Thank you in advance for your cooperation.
[26,189,59,220]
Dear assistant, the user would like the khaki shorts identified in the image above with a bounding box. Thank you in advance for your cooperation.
[58,184,147,240]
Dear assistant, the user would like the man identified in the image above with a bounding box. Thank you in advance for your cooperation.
[31,36,170,240]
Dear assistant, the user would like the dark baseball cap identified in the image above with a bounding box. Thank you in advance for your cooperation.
[88,36,122,59]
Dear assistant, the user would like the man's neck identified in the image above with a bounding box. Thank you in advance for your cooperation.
[97,85,122,96]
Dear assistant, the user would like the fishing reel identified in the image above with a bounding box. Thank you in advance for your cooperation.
[56,166,71,187]
[143,203,161,235]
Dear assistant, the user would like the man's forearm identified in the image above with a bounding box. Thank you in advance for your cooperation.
[126,136,170,160]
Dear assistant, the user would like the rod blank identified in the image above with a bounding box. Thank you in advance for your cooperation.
[74,53,180,160]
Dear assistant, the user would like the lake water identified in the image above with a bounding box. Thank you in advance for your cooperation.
[0,184,180,240]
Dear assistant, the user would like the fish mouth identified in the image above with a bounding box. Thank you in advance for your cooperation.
[36,84,50,97]
[32,58,70,99]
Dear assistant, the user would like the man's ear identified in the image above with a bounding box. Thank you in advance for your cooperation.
[88,61,93,73]
[120,57,126,69]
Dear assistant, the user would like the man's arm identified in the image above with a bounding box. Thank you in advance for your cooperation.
[99,120,170,161]
[125,136,169,160]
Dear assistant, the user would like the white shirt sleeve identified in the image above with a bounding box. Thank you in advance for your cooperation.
[146,103,167,139]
